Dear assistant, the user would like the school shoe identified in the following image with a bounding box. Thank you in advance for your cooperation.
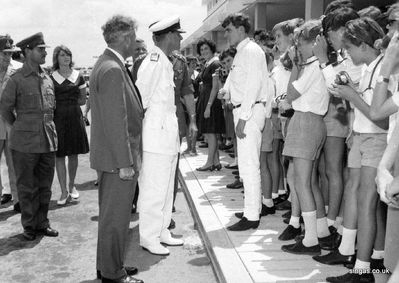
[326,272,374,283]
[13,202,21,213]
[228,153,235,158]
[281,240,321,256]
[227,217,259,231]
[278,225,302,241]
[226,179,243,189]
[275,200,291,210]
[319,232,340,251]
[312,250,355,266]
[370,258,389,273]
[273,193,289,206]
[0,194,12,204]
[232,170,239,175]
[142,244,170,256]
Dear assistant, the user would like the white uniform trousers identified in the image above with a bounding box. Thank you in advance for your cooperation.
[138,151,178,246]
[0,138,18,202]
[233,103,266,221]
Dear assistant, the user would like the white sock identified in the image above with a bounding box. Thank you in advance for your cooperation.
[278,189,286,195]
[354,259,370,270]
[302,211,318,247]
[327,218,335,227]
[272,193,279,199]
[325,205,329,214]
[338,227,357,256]
[371,249,384,260]
[289,216,300,229]
[317,217,331,238]
[262,197,274,208]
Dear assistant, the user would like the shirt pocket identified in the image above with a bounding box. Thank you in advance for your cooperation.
[18,93,39,110]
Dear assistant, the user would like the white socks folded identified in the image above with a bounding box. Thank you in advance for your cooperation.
[302,211,318,247]
[338,227,357,256]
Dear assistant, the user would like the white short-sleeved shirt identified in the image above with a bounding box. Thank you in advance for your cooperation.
[353,54,387,134]
[388,74,399,142]
[291,56,329,115]
[271,59,291,100]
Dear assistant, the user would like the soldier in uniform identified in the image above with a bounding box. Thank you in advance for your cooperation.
[170,49,197,226]
[0,35,19,212]
[0,32,58,241]
[136,15,193,256]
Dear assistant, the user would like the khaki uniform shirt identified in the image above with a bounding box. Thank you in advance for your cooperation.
[0,63,57,153]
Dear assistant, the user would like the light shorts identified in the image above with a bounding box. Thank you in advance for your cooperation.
[283,111,326,161]
[324,115,349,138]
[347,133,387,169]
[261,118,273,152]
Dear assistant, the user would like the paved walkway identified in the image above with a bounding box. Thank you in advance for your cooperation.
[179,145,388,283]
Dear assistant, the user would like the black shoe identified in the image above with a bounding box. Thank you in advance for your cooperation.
[273,194,288,206]
[22,231,36,241]
[326,272,374,283]
[228,153,235,158]
[370,258,389,273]
[37,227,59,237]
[319,232,340,251]
[13,202,21,213]
[260,204,275,216]
[94,181,99,186]
[101,274,144,283]
[281,240,321,256]
[313,250,355,265]
[232,170,239,175]
[278,225,302,241]
[275,200,291,210]
[97,267,139,279]
[0,194,12,205]
[168,219,175,230]
[226,179,243,189]
[225,148,234,153]
[225,164,238,170]
[227,217,259,231]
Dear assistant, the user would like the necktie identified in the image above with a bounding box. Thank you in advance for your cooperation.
[125,64,143,106]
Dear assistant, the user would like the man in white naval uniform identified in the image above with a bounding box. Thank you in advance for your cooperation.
[221,13,273,231]
[136,15,185,256]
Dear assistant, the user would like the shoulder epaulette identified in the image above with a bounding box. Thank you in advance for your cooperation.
[150,53,159,62]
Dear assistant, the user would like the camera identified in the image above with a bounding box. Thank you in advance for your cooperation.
[333,71,351,114]
[335,71,350,85]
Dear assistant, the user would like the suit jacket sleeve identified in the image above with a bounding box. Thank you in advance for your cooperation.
[0,77,17,125]
[98,67,133,169]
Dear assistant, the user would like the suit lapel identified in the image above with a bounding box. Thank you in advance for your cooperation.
[103,49,143,111]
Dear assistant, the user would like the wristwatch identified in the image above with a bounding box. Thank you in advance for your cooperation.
[376,75,389,84]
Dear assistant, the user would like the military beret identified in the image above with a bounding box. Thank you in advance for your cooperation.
[16,32,49,50]
[149,15,185,36]
[0,35,20,52]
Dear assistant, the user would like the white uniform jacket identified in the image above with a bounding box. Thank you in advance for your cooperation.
[136,46,180,155]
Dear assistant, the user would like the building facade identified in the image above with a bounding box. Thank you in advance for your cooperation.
[181,0,395,55]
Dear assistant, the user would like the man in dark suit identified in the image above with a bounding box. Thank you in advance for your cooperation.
[89,15,144,283]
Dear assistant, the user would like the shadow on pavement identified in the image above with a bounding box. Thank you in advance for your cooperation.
[48,199,79,211]
[0,208,18,222]
[0,233,43,256]
[76,180,98,192]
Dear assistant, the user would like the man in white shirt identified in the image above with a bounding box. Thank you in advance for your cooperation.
[221,13,272,231]
[136,15,186,255]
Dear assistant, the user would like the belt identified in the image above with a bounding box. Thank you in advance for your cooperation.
[232,101,263,109]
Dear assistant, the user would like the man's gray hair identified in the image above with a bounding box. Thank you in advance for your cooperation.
[102,15,137,44]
